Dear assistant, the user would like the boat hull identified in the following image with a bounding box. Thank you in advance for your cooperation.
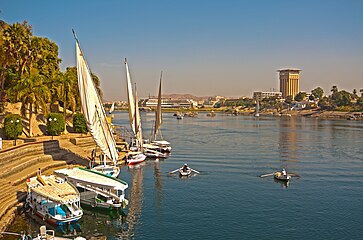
[26,201,82,226]
[178,168,192,176]
[273,172,291,181]
[92,165,120,178]
[127,152,146,165]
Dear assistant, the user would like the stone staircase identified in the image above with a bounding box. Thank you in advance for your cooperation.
[0,139,90,232]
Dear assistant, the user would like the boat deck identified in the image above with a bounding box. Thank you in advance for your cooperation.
[27,175,79,204]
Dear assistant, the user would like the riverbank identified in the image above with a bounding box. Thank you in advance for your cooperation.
[0,133,127,233]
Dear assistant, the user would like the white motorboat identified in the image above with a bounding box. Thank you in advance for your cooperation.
[25,171,83,226]
[55,167,128,210]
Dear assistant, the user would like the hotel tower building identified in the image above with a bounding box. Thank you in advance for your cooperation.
[278,69,301,98]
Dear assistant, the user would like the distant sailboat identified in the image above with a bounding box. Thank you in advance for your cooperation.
[255,99,260,117]
[145,71,171,153]
[73,30,120,177]
[109,102,115,114]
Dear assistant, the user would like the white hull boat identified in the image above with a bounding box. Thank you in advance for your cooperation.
[26,172,83,226]
[74,31,120,179]
[55,167,128,210]
[126,151,147,166]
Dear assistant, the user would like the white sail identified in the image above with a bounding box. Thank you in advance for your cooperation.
[109,102,115,114]
[125,59,136,136]
[75,40,118,164]
[134,84,143,149]
[125,59,143,149]
[153,71,163,141]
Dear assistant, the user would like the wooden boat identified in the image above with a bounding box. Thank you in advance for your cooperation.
[55,167,129,210]
[273,171,291,181]
[124,59,147,163]
[148,72,172,153]
[178,164,192,176]
[74,31,120,178]
[206,111,216,117]
[26,171,83,226]
[126,151,147,165]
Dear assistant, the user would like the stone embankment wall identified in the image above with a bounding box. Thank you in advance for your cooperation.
[0,138,90,232]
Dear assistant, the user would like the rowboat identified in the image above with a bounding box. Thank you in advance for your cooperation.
[273,171,291,181]
[178,164,192,176]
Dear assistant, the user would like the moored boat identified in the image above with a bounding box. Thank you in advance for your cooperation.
[74,30,120,178]
[55,167,128,210]
[26,171,83,226]
[126,151,147,165]
[151,140,171,153]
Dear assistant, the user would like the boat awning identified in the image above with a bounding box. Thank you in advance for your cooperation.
[55,168,128,191]
[27,175,80,204]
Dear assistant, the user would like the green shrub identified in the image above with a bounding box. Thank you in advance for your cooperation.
[47,113,65,136]
[3,114,23,140]
[73,113,88,133]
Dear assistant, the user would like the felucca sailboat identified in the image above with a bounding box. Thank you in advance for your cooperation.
[74,30,120,177]
[125,59,147,165]
[144,71,171,153]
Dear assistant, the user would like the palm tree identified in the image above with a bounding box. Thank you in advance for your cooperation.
[331,85,338,94]
[51,70,77,133]
[8,73,50,137]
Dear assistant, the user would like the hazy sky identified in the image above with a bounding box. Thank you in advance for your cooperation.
[2,0,363,101]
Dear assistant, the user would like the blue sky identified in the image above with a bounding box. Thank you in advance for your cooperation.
[1,0,363,101]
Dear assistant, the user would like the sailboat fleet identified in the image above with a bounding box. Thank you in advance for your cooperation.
[125,60,171,162]
[23,30,173,229]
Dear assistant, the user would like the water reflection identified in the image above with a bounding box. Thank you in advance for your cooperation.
[278,117,300,163]
[154,160,164,211]
[117,166,144,239]
[273,178,290,189]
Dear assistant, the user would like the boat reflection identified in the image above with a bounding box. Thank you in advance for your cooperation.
[24,209,82,237]
[273,178,290,188]
[117,165,144,239]
[77,206,126,238]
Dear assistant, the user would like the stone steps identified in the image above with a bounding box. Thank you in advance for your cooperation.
[0,155,54,178]
[0,141,60,167]
[0,186,26,222]
[0,137,93,232]
[9,160,70,186]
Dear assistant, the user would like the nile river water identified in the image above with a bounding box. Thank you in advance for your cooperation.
[6,112,363,239]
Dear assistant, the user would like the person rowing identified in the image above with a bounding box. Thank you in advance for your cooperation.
[182,163,190,172]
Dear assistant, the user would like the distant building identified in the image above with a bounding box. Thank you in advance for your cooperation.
[278,69,301,98]
[142,98,194,108]
[253,91,282,100]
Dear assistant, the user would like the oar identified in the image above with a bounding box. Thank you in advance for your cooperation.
[288,173,300,177]
[190,168,200,174]
[260,173,274,178]
[169,169,180,174]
